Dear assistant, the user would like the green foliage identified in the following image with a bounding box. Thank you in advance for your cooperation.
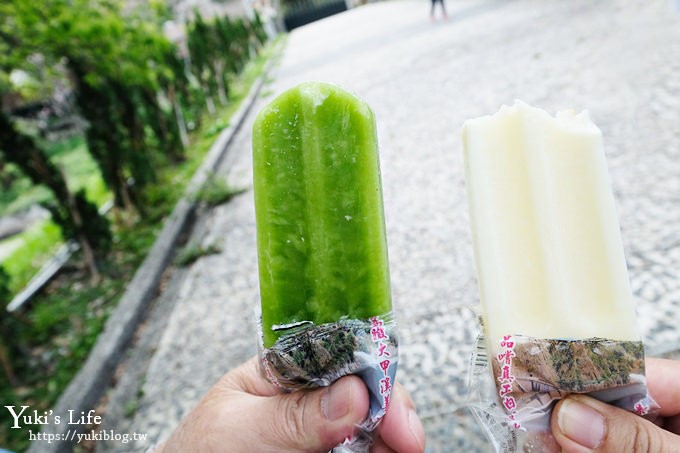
[194,174,245,206]
[175,242,222,267]
[1,0,182,211]
[0,135,108,217]
[47,136,110,206]
[0,19,282,300]
[0,266,10,303]
[0,111,69,201]
[0,164,51,217]
[0,267,123,450]
[1,0,269,217]
[0,5,276,446]
[46,189,112,256]
[251,12,269,47]
[1,220,62,294]
[0,111,111,270]
[124,398,139,418]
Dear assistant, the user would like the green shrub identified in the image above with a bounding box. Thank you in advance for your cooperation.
[194,174,245,206]
[175,242,222,267]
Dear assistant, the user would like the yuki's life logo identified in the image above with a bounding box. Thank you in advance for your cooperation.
[4,406,102,428]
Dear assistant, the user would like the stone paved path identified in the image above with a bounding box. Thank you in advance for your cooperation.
[100,1,680,451]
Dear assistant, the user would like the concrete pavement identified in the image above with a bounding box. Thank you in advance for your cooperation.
[98,1,680,451]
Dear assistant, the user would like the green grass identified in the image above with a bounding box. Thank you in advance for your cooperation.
[194,173,246,206]
[0,37,284,452]
[0,172,51,218]
[175,242,222,267]
[1,221,63,295]
[48,136,110,206]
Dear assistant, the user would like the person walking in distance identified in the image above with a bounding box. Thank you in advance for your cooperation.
[431,0,447,21]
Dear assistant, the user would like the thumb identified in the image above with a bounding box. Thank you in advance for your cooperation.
[551,394,680,452]
[254,375,369,452]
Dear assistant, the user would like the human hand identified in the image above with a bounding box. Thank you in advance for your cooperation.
[158,356,426,452]
[551,357,680,452]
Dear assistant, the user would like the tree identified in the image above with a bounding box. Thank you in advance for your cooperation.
[0,110,106,277]
[1,0,266,218]
[0,267,18,386]
[251,12,269,47]
[188,12,219,112]
[0,0,185,213]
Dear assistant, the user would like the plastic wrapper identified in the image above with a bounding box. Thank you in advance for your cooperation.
[259,312,398,452]
[468,321,659,452]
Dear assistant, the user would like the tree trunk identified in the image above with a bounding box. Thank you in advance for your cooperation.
[214,61,228,105]
[0,338,17,387]
[63,170,100,281]
[118,172,136,217]
[170,85,189,148]
[205,94,215,114]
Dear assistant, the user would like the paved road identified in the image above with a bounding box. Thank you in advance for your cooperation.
[100,1,680,451]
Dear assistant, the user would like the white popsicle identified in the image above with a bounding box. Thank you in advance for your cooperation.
[462,101,639,351]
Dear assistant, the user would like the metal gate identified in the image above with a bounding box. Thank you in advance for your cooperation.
[283,0,348,31]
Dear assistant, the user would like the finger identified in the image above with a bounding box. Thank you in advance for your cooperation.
[370,436,396,453]
[161,371,368,452]
[377,383,426,452]
[645,358,680,417]
[551,394,680,453]
[247,375,369,452]
[222,355,281,397]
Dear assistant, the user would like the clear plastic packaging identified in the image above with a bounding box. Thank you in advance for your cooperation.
[259,312,398,452]
[469,321,659,452]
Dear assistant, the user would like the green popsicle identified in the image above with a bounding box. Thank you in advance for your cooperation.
[253,82,392,349]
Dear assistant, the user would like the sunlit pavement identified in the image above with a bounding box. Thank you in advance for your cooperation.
[100,1,680,451]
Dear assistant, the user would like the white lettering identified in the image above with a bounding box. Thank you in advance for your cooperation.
[4,405,29,429]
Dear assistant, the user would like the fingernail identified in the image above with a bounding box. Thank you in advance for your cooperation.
[323,379,352,421]
[557,398,605,449]
[408,408,426,450]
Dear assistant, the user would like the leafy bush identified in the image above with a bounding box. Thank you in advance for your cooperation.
[175,242,222,267]
[0,266,10,303]
[194,174,245,206]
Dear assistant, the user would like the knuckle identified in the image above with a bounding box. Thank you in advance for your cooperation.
[621,421,657,453]
[275,393,309,449]
[631,423,650,452]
